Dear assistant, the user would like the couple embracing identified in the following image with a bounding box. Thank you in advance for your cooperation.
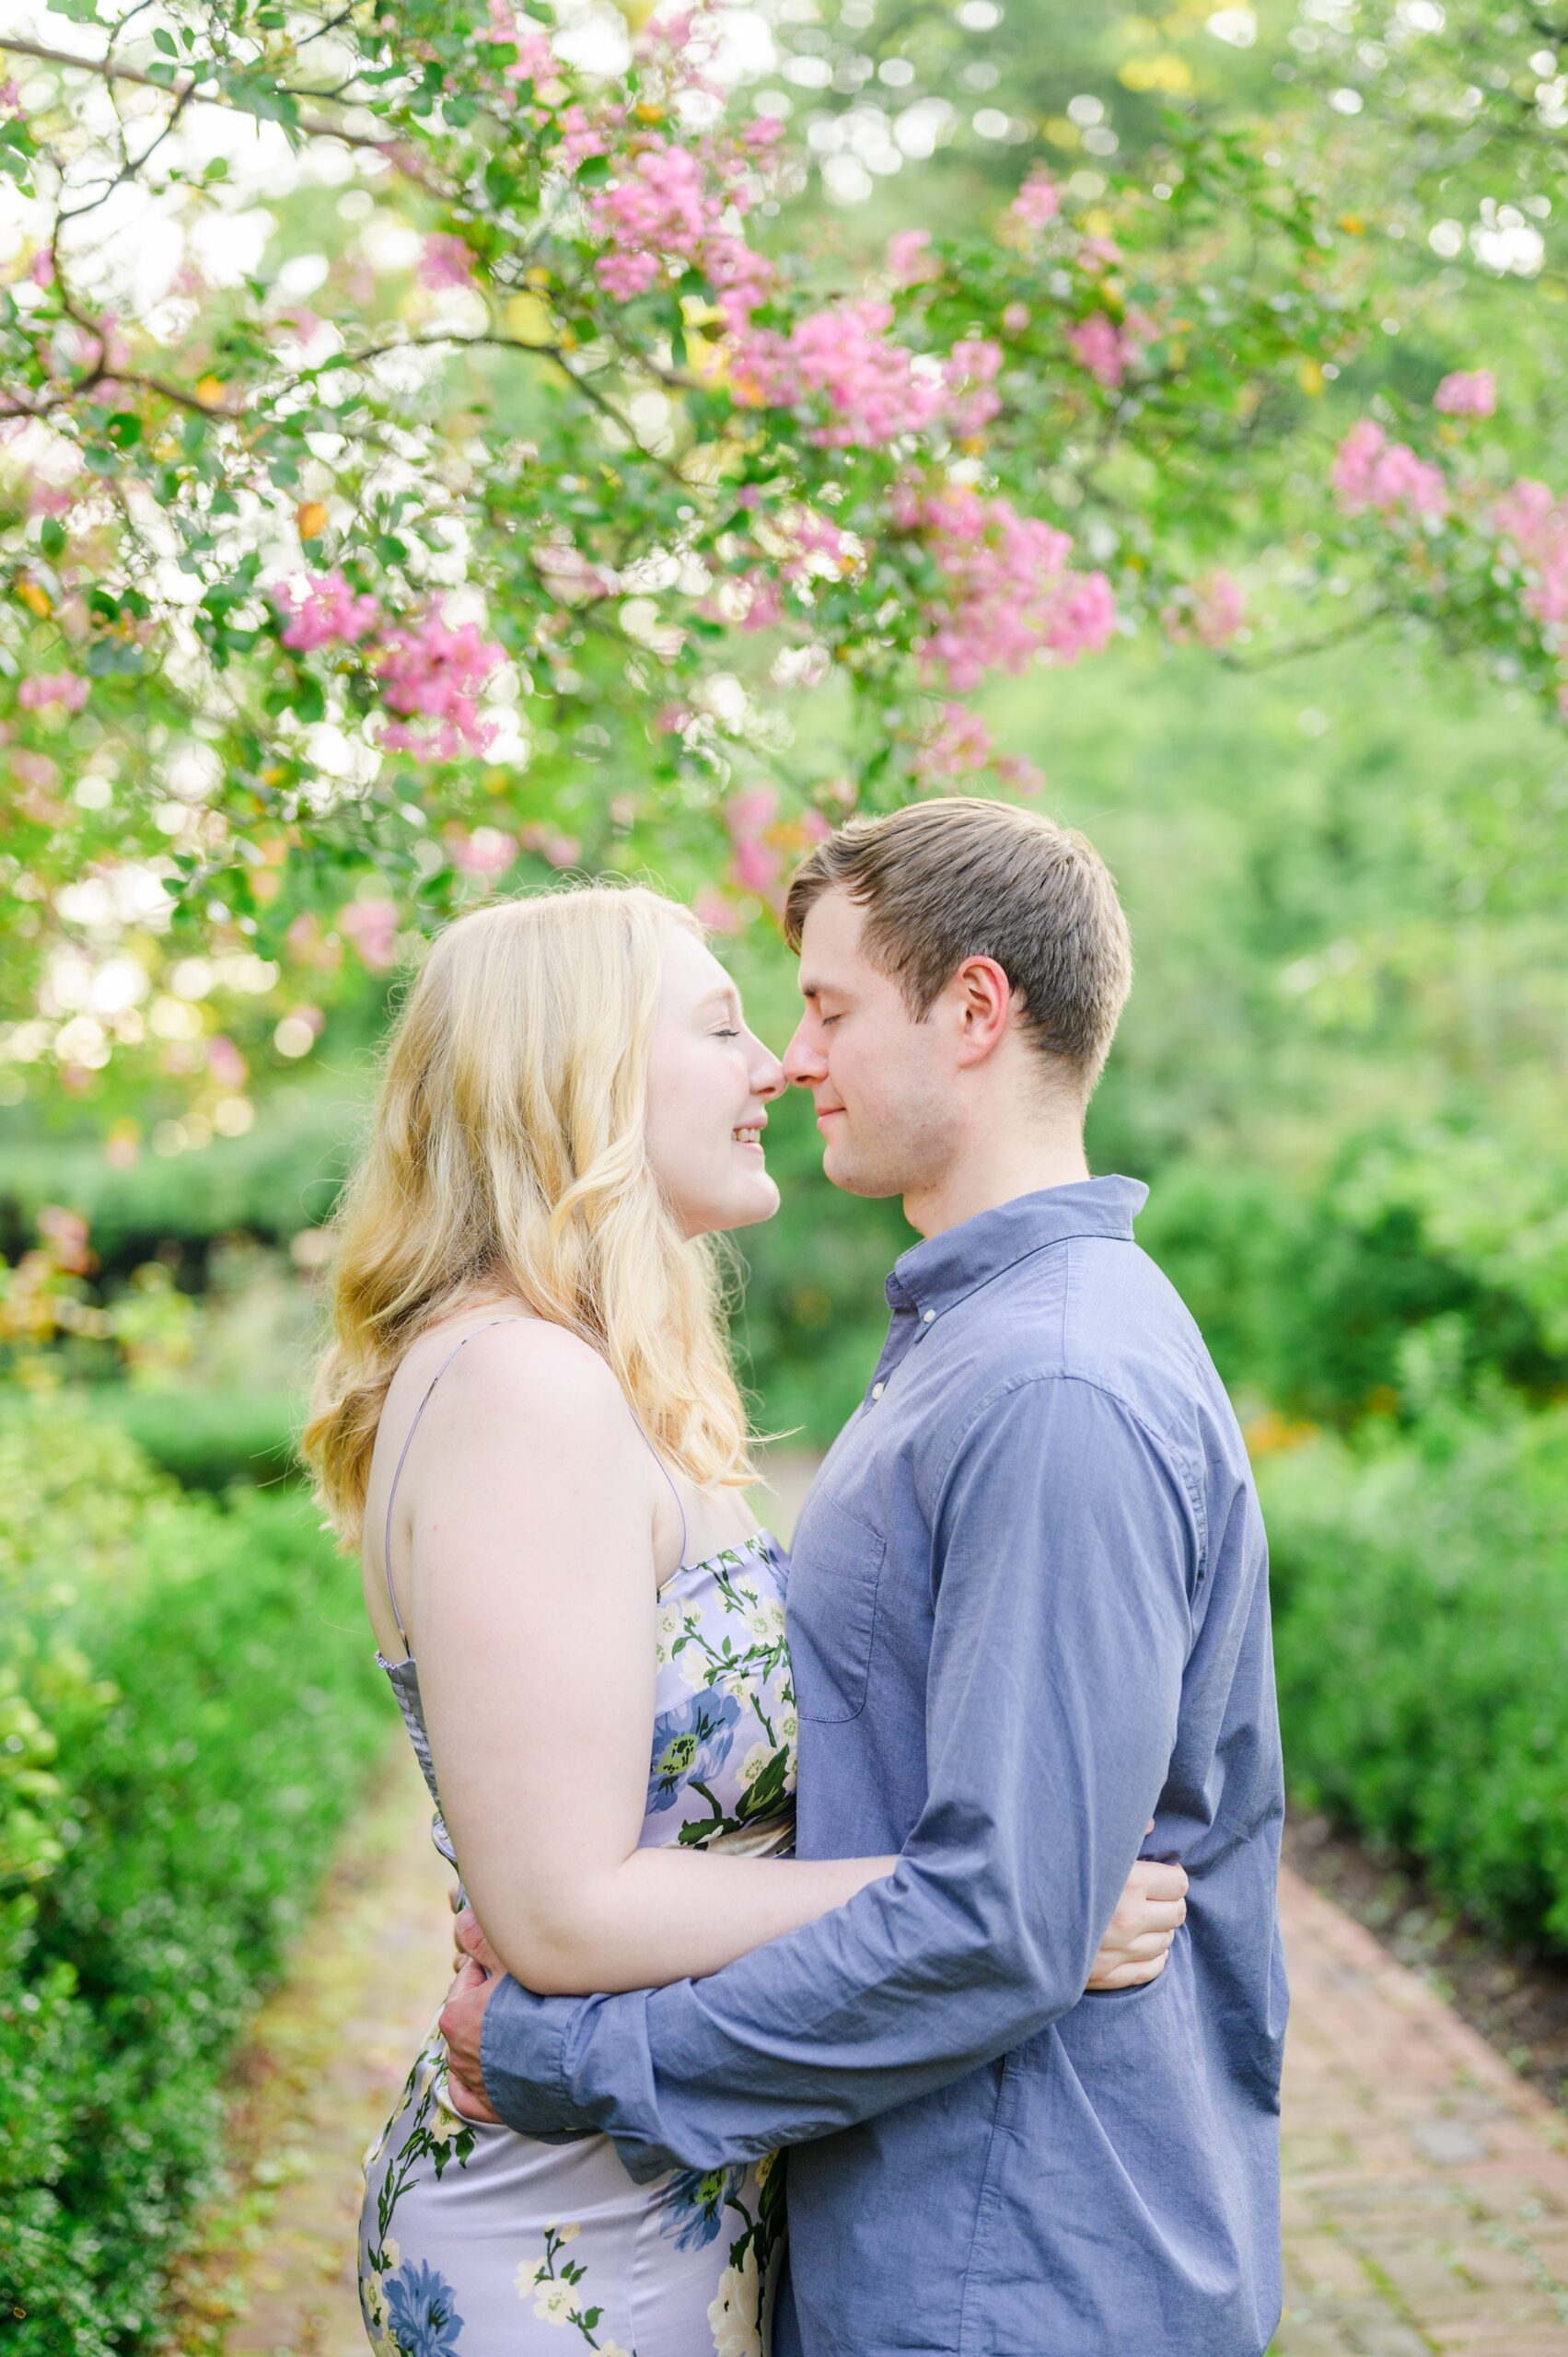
[304,796,1286,2357]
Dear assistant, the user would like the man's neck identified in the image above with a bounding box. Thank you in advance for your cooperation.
[904,1129,1092,1240]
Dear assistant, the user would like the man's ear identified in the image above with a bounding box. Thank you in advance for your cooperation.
[951,956,1012,1067]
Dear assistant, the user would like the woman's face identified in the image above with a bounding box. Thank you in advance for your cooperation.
[645,924,785,1238]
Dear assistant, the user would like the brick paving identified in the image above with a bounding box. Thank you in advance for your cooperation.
[1275,1867,1568,2355]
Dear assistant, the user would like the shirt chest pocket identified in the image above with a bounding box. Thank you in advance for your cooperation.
[786,1490,888,1724]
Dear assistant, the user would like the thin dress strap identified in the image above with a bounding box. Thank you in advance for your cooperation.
[380,1317,528,1658]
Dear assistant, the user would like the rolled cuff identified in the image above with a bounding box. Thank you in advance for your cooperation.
[479,1974,586,2141]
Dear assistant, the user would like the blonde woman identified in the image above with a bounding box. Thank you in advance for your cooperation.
[304,884,1179,2357]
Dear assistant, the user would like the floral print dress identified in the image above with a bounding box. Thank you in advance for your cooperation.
[359,1529,796,2357]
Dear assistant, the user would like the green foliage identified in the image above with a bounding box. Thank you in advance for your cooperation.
[91,1384,300,1492]
[1262,1403,1568,1952]
[0,1391,388,2357]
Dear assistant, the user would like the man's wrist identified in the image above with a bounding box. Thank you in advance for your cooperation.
[479,1974,582,2138]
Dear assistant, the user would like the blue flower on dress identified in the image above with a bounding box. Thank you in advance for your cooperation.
[645,1689,741,1812]
[384,2259,465,2357]
[654,2163,749,2249]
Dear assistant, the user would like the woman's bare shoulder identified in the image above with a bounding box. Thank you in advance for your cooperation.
[405,1310,633,1446]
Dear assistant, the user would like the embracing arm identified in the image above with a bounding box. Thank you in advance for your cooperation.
[477,1376,1194,2173]
[411,1324,894,2000]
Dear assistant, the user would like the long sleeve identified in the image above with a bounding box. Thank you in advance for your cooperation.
[482,1375,1196,2178]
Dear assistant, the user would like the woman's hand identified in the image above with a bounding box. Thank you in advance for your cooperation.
[1086,1842,1189,1991]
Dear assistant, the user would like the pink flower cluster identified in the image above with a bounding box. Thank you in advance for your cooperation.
[1009,173,1061,230]
[1434,369,1495,418]
[1067,312,1138,392]
[482,0,557,85]
[419,234,475,291]
[340,899,401,970]
[452,825,518,879]
[273,569,382,651]
[885,229,939,286]
[18,671,89,714]
[1332,421,1448,522]
[723,784,782,899]
[914,704,1046,795]
[588,128,778,313]
[897,485,1117,692]
[378,608,505,763]
[733,299,949,447]
[0,79,21,118]
[1492,478,1568,631]
[1164,570,1246,651]
[944,338,1005,437]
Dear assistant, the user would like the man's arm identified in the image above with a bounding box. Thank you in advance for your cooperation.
[477,1376,1195,2177]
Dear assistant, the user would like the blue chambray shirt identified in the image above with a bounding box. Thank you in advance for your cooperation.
[483,1177,1287,2356]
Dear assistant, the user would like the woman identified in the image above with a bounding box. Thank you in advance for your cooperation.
[303,884,1181,2357]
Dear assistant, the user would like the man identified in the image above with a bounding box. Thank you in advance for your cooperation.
[443,798,1287,2354]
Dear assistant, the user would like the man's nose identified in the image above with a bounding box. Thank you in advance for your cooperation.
[750,1039,787,1100]
[782,1021,824,1087]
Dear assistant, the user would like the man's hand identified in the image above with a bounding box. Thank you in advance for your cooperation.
[1086,1842,1189,1992]
[438,1911,506,2122]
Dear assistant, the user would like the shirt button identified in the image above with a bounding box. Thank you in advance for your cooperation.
[871,1382,885,1399]
[922,1309,935,1324]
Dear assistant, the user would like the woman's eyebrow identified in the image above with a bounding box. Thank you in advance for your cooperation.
[696,986,740,1016]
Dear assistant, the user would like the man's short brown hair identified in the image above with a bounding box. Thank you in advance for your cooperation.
[784,796,1132,1095]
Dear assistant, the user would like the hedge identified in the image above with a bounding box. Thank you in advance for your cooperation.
[1262,1401,1568,1951]
[0,1390,389,2357]
[91,1385,301,1494]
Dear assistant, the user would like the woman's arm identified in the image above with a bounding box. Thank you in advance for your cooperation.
[403,1322,898,1998]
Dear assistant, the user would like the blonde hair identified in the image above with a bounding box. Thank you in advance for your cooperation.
[302,883,753,1551]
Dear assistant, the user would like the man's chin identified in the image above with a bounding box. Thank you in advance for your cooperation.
[819,1142,903,1200]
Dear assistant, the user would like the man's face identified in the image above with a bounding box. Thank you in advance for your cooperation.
[782,889,962,1201]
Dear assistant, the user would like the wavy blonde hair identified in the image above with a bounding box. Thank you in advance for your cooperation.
[302,882,753,1551]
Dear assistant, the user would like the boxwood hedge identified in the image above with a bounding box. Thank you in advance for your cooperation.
[0,1390,388,2357]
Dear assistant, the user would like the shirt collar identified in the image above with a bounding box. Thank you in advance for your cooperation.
[885,1175,1148,1319]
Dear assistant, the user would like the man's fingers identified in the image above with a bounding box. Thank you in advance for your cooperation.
[1100,1947,1169,1990]
[444,2069,498,2123]
[1140,1897,1187,1934]
[454,1906,504,1973]
[1127,1858,1188,1903]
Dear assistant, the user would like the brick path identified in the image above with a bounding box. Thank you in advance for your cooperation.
[1275,1871,1568,2354]
[179,1755,1568,2356]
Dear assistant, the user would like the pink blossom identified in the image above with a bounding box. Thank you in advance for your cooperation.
[732,299,948,447]
[17,671,89,714]
[737,571,784,632]
[1009,173,1061,229]
[377,606,505,762]
[742,115,787,151]
[917,702,994,779]
[1434,368,1495,418]
[995,753,1047,798]
[26,482,74,518]
[1331,420,1447,521]
[1492,478,1560,564]
[452,825,517,878]
[340,900,401,970]
[272,569,382,651]
[1002,302,1029,335]
[0,79,21,117]
[901,484,1117,692]
[694,885,746,935]
[419,234,475,291]
[944,337,1004,435]
[592,140,715,281]
[557,103,620,173]
[730,835,781,894]
[482,0,557,84]
[725,784,778,836]
[597,250,662,299]
[1165,570,1246,650]
[801,808,832,842]
[885,229,939,286]
[206,1035,248,1088]
[29,250,54,289]
[1067,312,1134,392]
[518,823,581,867]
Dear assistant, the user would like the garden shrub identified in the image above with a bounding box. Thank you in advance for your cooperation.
[91,1384,301,1493]
[1261,1401,1568,1950]
[0,1390,388,2357]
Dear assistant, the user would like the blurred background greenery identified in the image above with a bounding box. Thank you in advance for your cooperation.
[4,0,1567,2349]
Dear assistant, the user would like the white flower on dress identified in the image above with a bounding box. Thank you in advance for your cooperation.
[514,2257,548,2297]
[679,1643,713,1691]
[427,2099,462,2142]
[779,1710,798,1747]
[534,2277,579,2327]
[708,2247,762,2357]
[364,2273,389,2331]
[739,1742,772,1787]
[555,2221,581,2242]
[382,2236,401,2270]
[598,2343,632,2357]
